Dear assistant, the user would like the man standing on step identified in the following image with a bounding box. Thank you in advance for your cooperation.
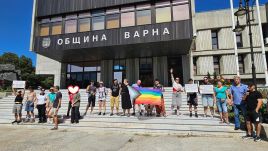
[170,68,183,116]
[132,80,142,116]
[84,81,96,116]
[51,86,62,130]
[230,76,248,130]
[25,86,36,123]
[242,84,263,142]
[202,77,215,118]
[110,79,121,116]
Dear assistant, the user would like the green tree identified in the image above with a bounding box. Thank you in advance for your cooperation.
[0,52,54,89]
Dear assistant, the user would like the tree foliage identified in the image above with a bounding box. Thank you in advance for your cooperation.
[0,52,54,89]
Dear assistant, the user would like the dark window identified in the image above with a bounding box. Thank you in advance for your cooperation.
[193,57,197,76]
[139,58,153,87]
[213,56,220,75]
[211,30,219,50]
[236,33,243,48]
[238,55,245,74]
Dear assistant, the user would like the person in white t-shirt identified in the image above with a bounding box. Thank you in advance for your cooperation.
[170,68,184,116]
[96,81,107,115]
[36,88,47,123]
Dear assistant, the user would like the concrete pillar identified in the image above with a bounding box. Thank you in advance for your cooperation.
[126,58,135,84]
[182,55,191,84]
[101,60,113,86]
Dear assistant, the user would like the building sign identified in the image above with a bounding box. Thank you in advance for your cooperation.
[47,27,170,48]
[36,21,191,52]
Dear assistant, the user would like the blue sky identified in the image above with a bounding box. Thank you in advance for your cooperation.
[0,0,267,66]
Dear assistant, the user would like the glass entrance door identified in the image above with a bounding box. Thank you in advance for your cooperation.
[139,58,153,87]
[168,56,184,86]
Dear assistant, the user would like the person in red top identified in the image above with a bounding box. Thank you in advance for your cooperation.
[66,91,74,117]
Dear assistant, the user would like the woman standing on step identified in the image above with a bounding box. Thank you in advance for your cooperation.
[121,79,132,117]
[36,88,47,123]
[96,81,107,115]
[214,81,230,124]
[11,87,25,124]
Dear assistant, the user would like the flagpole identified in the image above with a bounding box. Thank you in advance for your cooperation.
[256,0,268,86]
[230,0,240,76]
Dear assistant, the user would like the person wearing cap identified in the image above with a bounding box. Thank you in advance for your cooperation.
[11,87,25,124]
[170,68,184,116]
[96,81,107,115]
[25,86,37,123]
[202,76,215,118]
[36,88,47,123]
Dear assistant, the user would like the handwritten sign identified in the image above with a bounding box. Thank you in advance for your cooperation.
[185,84,198,93]
[199,85,214,94]
[12,81,26,88]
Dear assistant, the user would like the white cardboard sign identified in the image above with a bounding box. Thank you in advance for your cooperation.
[12,81,26,88]
[185,84,199,93]
[199,85,214,94]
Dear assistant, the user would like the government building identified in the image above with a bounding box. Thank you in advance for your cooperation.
[30,0,268,88]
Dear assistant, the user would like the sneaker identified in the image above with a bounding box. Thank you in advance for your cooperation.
[11,120,17,124]
[98,112,102,115]
[242,134,253,140]
[190,112,192,117]
[139,112,142,116]
[174,110,177,115]
[254,136,261,142]
[17,120,22,124]
[195,113,198,118]
[38,121,42,123]
[51,127,58,130]
[234,127,240,130]
[131,113,136,116]
[103,113,106,116]
[110,113,114,116]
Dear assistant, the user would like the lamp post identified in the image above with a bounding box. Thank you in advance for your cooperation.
[233,0,257,87]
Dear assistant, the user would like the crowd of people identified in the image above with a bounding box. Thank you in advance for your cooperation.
[10,69,267,142]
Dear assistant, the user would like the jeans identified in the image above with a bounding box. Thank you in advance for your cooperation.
[37,104,46,122]
[216,99,227,113]
[71,106,80,123]
[233,103,246,128]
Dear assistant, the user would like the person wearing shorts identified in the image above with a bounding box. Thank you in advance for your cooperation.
[170,68,183,116]
[214,81,230,124]
[187,79,198,118]
[46,87,56,124]
[96,81,107,115]
[242,84,263,142]
[25,86,36,123]
[110,79,120,116]
[50,86,62,130]
[201,77,215,118]
[84,81,96,116]
[11,87,25,124]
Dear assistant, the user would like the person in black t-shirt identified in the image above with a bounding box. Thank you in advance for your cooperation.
[12,87,25,124]
[110,79,121,116]
[187,79,198,118]
[243,84,263,142]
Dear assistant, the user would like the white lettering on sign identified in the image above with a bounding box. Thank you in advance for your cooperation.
[57,39,63,45]
[124,32,130,39]
[134,31,140,38]
[54,27,172,46]
[163,28,170,35]
[101,34,107,41]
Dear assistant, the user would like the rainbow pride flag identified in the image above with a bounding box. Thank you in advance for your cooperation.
[135,88,162,105]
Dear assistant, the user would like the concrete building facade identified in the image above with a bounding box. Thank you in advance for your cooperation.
[31,0,268,88]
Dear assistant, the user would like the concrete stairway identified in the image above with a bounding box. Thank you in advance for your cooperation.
[0,88,244,136]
